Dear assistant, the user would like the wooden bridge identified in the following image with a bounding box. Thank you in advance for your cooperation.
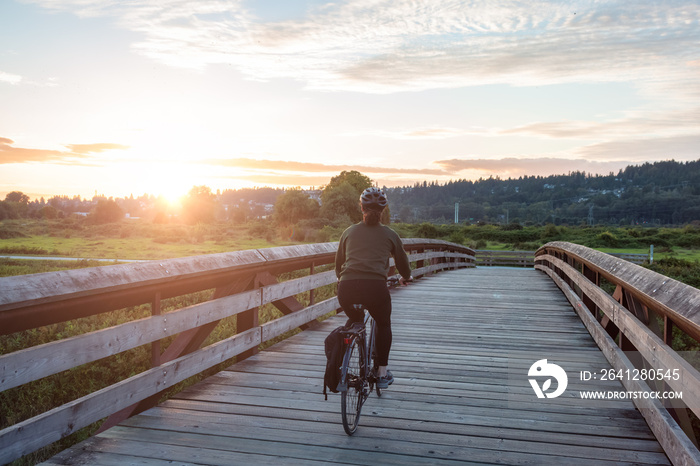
[1,241,700,465]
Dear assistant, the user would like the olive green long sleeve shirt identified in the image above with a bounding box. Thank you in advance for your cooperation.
[335,222,412,281]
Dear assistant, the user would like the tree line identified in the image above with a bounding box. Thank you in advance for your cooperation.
[0,187,285,225]
[3,159,700,230]
[386,160,700,226]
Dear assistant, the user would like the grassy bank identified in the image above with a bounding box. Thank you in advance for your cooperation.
[0,219,295,260]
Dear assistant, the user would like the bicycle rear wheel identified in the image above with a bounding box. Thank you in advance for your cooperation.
[340,336,366,435]
[369,320,382,397]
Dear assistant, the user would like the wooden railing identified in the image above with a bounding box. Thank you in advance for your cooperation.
[0,239,474,464]
[606,251,650,265]
[535,241,700,466]
[476,249,649,267]
[476,249,534,267]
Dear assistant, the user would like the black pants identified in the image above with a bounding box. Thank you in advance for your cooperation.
[337,279,392,366]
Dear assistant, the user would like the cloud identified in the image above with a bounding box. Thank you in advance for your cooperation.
[435,157,632,178]
[575,135,700,162]
[0,137,128,164]
[201,157,448,176]
[0,137,74,164]
[65,143,130,154]
[24,1,700,98]
[206,155,646,185]
[215,172,451,189]
[0,71,22,85]
[361,126,495,139]
[213,173,338,188]
[19,0,700,183]
[501,108,700,140]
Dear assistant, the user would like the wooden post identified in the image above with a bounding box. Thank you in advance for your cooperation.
[664,315,674,346]
[582,265,598,318]
[151,291,161,367]
[237,274,263,361]
[309,262,315,306]
[416,247,425,275]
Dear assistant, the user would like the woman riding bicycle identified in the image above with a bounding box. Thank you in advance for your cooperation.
[335,187,412,389]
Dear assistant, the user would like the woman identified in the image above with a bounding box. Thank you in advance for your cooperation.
[335,187,412,389]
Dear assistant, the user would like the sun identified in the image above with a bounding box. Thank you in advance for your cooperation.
[106,159,196,204]
[152,179,188,206]
[145,163,195,205]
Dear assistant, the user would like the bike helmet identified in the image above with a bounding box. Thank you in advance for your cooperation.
[360,187,388,209]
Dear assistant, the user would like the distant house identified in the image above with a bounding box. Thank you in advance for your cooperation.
[303,189,322,203]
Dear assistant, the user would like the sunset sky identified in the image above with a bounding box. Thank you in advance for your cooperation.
[1,0,699,201]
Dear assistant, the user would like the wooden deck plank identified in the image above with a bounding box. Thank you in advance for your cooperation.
[112,411,667,465]
[156,399,666,454]
[42,267,671,465]
[171,384,654,435]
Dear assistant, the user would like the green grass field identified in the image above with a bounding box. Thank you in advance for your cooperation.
[0,234,283,260]
[0,219,296,261]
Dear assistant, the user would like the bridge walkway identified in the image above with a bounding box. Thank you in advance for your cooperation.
[44,267,670,465]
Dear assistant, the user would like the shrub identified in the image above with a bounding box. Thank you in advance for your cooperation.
[416,222,439,239]
[37,205,59,219]
[448,231,465,244]
[676,234,700,248]
[502,222,523,231]
[192,223,208,243]
[248,222,275,242]
[541,223,559,239]
[0,227,27,239]
[0,246,60,255]
[91,199,124,224]
[303,226,334,243]
[646,257,700,290]
[597,231,619,247]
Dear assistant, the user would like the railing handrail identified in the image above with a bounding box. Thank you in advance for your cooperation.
[0,239,475,464]
[475,249,535,267]
[536,241,700,341]
[0,239,474,335]
[535,241,700,466]
[476,249,649,267]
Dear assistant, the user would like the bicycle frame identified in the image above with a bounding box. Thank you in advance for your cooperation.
[338,307,380,435]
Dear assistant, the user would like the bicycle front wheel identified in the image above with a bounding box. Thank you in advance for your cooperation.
[340,336,366,435]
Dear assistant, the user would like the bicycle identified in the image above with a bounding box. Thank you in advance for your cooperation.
[337,304,382,435]
[335,275,410,435]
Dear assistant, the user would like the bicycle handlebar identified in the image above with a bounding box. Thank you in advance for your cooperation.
[387,275,413,287]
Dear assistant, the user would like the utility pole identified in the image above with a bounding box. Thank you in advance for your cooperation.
[588,205,594,226]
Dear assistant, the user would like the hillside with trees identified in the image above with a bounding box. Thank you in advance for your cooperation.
[387,160,700,226]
